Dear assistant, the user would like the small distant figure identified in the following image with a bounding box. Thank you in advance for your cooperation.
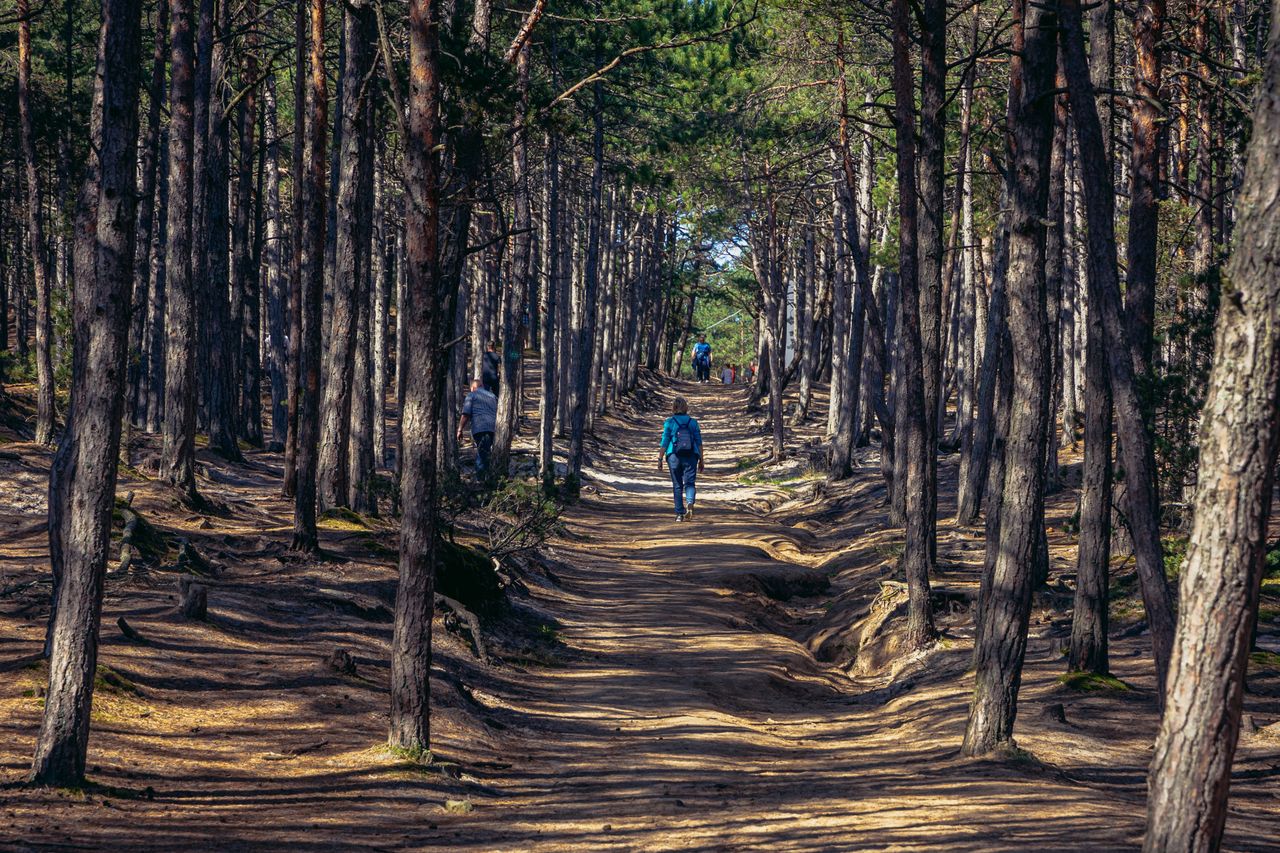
[721,363,735,385]
[658,396,704,522]
[743,362,756,384]
[458,379,498,477]
[482,340,501,395]
[692,335,712,383]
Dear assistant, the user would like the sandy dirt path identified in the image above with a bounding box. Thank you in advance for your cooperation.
[2,378,1279,851]
[426,381,1280,852]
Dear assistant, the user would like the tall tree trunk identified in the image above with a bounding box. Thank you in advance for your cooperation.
[1126,0,1164,377]
[144,125,169,434]
[282,0,306,498]
[892,0,936,650]
[318,1,375,511]
[538,132,560,489]
[389,0,445,753]
[1060,0,1176,697]
[263,71,288,451]
[160,0,200,503]
[293,0,328,551]
[199,0,240,460]
[1145,20,1280,848]
[917,0,946,566]
[18,0,57,445]
[30,0,142,786]
[566,82,606,490]
[962,0,1057,757]
[1069,2,1117,675]
[128,2,168,427]
[348,88,377,513]
[494,41,533,475]
[235,0,263,448]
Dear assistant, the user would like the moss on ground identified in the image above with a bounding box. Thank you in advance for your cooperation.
[317,507,372,531]
[1057,671,1132,692]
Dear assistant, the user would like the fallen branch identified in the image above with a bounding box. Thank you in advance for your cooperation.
[110,492,141,579]
[437,593,487,662]
[117,616,146,643]
[261,740,329,761]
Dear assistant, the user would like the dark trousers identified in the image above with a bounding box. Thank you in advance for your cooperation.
[472,431,494,475]
[667,451,698,514]
[694,358,710,382]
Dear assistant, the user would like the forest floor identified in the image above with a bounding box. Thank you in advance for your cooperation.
[2,376,1280,851]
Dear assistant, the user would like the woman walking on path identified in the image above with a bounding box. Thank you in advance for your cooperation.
[658,396,705,521]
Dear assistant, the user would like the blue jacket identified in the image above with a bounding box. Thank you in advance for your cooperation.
[661,414,703,456]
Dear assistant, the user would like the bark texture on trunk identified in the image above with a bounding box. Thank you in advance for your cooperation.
[30,0,142,786]
[389,0,445,752]
[1060,0,1176,696]
[963,0,1057,757]
[318,1,375,511]
[1145,19,1280,850]
[892,0,936,649]
[160,0,200,504]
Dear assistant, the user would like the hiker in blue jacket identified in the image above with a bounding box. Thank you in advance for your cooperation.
[692,335,712,383]
[658,396,705,521]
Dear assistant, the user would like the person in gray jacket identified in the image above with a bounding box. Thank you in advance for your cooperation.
[458,379,498,476]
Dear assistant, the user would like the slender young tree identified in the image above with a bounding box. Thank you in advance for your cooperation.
[30,0,143,786]
[18,0,57,445]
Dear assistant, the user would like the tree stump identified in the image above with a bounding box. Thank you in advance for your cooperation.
[178,577,207,619]
[326,648,357,675]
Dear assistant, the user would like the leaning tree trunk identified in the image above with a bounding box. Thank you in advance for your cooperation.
[1144,17,1280,851]
[18,0,57,446]
[29,0,143,786]
[1069,13,1116,674]
[160,0,200,504]
[1059,0,1176,697]
[1069,264,1113,674]
[293,0,328,551]
[389,0,446,753]
[962,0,1057,757]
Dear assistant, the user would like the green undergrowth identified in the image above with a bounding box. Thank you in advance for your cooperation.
[94,664,140,696]
[1057,671,1132,692]
[1250,650,1280,670]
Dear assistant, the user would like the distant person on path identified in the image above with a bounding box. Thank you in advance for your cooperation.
[458,379,498,477]
[658,396,704,521]
[720,364,735,384]
[692,335,712,383]
[482,341,501,395]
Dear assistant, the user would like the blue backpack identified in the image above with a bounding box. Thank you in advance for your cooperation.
[672,416,695,453]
